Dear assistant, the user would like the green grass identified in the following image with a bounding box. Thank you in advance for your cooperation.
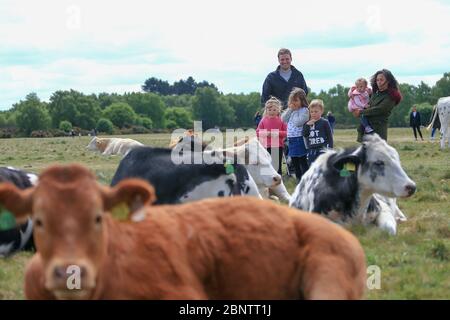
[0,128,449,299]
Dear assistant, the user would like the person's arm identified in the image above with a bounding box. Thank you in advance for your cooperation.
[261,75,272,107]
[299,73,308,95]
[361,96,395,117]
[279,121,288,139]
[303,123,311,138]
[292,109,310,128]
[281,108,293,123]
[256,119,266,137]
[324,120,333,148]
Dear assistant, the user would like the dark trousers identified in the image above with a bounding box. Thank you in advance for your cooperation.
[307,149,323,166]
[412,126,423,140]
[266,147,283,175]
[361,115,372,130]
[291,156,309,182]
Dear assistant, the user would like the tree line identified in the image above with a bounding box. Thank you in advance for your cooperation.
[0,73,449,137]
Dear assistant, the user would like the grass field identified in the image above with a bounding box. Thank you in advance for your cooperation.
[0,128,449,299]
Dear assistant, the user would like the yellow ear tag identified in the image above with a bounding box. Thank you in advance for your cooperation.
[345,162,356,172]
[110,202,129,221]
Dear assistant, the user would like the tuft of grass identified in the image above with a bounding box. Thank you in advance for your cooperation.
[429,241,449,261]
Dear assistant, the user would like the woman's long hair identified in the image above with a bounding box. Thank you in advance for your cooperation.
[371,69,402,105]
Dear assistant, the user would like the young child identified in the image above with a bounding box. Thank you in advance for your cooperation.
[348,78,374,134]
[281,88,310,182]
[303,99,333,165]
[256,97,287,175]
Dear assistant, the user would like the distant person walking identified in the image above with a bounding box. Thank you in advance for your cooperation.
[326,111,336,133]
[261,48,308,109]
[410,105,424,141]
[354,69,402,142]
[254,110,263,128]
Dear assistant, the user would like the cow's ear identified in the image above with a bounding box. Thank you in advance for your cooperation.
[101,179,156,220]
[331,151,363,173]
[0,183,34,225]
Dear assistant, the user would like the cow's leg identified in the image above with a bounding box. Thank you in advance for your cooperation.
[375,208,397,235]
[301,256,365,300]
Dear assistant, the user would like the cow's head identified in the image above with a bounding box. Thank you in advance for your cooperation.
[86,137,108,153]
[232,138,282,188]
[332,134,416,198]
[0,164,155,300]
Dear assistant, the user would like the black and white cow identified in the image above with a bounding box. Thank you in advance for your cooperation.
[170,135,291,202]
[289,134,416,235]
[0,167,37,257]
[111,146,261,204]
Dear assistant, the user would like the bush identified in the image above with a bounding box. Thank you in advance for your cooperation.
[96,118,114,134]
[103,102,136,128]
[30,130,53,138]
[136,117,153,129]
[59,120,72,132]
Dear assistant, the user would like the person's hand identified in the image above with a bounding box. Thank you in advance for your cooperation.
[306,119,316,125]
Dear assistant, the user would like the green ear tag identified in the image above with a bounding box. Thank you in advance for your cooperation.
[225,162,235,175]
[0,208,16,231]
[340,168,351,177]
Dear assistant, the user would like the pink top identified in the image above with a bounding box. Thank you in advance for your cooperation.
[348,87,372,112]
[256,116,287,148]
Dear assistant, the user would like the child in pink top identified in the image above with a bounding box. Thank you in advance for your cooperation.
[348,78,374,134]
[257,97,287,175]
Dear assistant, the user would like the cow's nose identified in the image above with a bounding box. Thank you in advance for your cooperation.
[53,264,88,280]
[405,184,416,196]
[53,266,67,280]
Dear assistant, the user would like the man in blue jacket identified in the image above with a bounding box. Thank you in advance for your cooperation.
[261,48,308,109]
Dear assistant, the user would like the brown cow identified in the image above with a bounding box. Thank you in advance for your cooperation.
[0,164,366,300]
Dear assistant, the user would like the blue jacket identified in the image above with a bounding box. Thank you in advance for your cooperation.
[261,65,308,108]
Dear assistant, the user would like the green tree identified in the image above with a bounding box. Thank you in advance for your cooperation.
[135,116,153,129]
[59,120,72,132]
[165,107,193,129]
[48,90,101,129]
[226,92,261,128]
[96,118,114,134]
[103,102,136,128]
[431,72,450,103]
[124,92,166,128]
[14,93,51,135]
[193,87,235,129]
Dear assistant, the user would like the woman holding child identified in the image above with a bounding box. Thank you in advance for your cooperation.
[354,69,402,142]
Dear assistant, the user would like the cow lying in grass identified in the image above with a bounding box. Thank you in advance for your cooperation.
[0,167,36,257]
[86,137,143,156]
[170,134,291,202]
[111,146,262,204]
[290,134,415,235]
[0,164,366,300]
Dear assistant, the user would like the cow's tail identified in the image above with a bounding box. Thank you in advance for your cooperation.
[427,106,438,131]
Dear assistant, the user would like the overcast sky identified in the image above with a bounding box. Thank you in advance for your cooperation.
[1,0,449,110]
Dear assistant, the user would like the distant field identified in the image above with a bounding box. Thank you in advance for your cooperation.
[0,128,449,299]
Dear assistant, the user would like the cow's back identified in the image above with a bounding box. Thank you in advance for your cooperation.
[102,197,366,299]
[111,147,247,204]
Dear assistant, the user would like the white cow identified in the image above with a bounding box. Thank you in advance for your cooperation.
[428,96,450,149]
[290,134,416,235]
[86,137,144,156]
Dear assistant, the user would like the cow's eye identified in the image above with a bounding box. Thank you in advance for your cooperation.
[374,160,384,166]
[95,215,103,225]
[35,218,43,228]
